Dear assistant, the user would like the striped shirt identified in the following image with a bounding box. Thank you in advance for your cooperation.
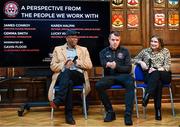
[62,45,83,73]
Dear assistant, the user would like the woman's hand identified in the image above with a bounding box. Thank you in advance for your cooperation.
[148,67,157,73]
[158,67,164,71]
[138,61,148,70]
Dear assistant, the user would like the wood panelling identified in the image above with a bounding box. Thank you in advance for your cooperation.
[126,45,144,56]
[171,58,180,74]
[0,68,7,77]
[168,46,180,57]
[172,77,180,102]
[0,78,48,107]
[0,0,180,107]
[149,0,180,58]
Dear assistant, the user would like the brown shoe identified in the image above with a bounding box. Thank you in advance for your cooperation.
[50,101,57,109]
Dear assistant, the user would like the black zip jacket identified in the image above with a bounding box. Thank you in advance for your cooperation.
[99,46,132,76]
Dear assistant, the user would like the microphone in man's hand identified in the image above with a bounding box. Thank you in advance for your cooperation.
[65,56,78,65]
[72,56,78,63]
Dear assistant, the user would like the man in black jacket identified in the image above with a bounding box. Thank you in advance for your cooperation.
[95,31,134,125]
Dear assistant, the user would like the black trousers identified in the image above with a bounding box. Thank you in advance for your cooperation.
[95,74,135,115]
[54,69,84,114]
[144,70,171,109]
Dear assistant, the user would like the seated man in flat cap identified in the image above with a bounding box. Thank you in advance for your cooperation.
[48,30,93,125]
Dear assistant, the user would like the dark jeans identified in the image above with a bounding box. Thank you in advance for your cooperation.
[144,70,171,109]
[54,69,84,114]
[95,74,135,115]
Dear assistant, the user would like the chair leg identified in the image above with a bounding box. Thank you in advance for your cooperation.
[51,108,54,120]
[82,89,87,120]
[143,107,147,119]
[169,87,175,117]
[134,89,139,118]
[50,88,55,119]
[142,88,146,119]
[100,102,106,119]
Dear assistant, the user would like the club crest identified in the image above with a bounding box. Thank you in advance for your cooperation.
[169,0,179,5]
[127,0,139,7]
[168,12,179,27]
[112,0,123,6]
[154,13,165,27]
[4,1,19,18]
[155,0,164,4]
[112,13,124,28]
[117,53,124,59]
[127,14,139,28]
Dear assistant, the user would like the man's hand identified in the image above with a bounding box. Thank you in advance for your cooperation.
[106,62,111,68]
[106,61,116,69]
[65,60,74,69]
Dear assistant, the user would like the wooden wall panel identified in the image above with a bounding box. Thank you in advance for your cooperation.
[171,58,180,74]
[126,45,143,56]
[121,30,142,45]
[0,68,7,77]
[0,0,180,107]
[149,0,180,58]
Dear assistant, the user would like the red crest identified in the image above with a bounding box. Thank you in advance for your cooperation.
[112,14,124,28]
[127,0,139,6]
[127,14,139,28]
[154,13,165,27]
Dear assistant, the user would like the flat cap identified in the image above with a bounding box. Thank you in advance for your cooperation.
[66,30,80,36]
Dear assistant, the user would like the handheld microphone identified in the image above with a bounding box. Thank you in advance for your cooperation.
[145,52,151,69]
[148,58,152,69]
[72,56,78,63]
[64,56,78,65]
